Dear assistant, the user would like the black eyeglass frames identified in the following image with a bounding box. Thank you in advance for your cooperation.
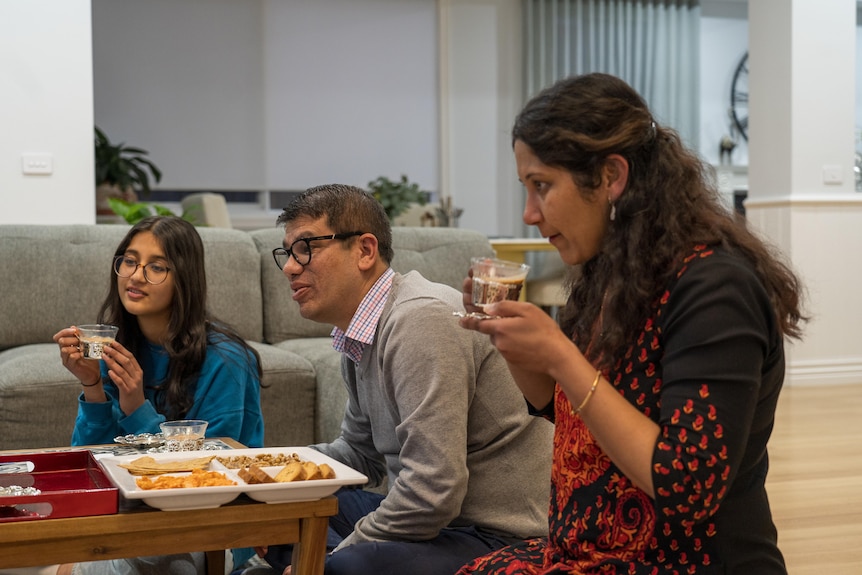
[271,231,365,269]
[113,255,172,285]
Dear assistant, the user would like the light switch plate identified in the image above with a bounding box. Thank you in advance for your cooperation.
[22,153,53,175]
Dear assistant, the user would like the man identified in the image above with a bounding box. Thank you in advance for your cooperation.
[252,184,551,575]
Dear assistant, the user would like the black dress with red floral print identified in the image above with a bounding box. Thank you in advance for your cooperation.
[457,245,788,575]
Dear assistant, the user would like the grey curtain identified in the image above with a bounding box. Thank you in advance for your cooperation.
[524,0,701,149]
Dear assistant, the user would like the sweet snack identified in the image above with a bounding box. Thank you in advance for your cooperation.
[274,460,306,482]
[273,460,335,482]
[237,463,276,484]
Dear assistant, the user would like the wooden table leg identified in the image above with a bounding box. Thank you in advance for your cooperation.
[206,550,225,575]
[291,515,330,575]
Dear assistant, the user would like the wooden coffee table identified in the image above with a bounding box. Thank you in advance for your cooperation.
[0,490,336,575]
[0,441,338,575]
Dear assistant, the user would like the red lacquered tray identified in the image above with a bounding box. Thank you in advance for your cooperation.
[0,450,118,522]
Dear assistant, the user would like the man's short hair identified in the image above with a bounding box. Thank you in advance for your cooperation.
[277,184,394,264]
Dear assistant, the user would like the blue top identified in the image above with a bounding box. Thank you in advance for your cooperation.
[71,334,264,448]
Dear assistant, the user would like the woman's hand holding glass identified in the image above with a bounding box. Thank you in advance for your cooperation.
[459,273,570,410]
[462,299,570,375]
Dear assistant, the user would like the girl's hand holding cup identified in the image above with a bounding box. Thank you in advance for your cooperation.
[53,326,103,387]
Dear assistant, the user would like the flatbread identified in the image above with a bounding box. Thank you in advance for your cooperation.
[118,455,216,476]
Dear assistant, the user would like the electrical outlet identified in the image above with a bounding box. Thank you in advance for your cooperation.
[22,154,53,175]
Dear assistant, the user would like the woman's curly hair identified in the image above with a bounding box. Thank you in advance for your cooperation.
[513,73,807,369]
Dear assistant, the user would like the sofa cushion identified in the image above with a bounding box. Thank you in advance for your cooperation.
[0,344,80,449]
[247,342,317,447]
[274,338,344,444]
[195,227,264,343]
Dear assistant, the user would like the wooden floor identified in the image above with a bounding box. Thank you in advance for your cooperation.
[767,383,862,574]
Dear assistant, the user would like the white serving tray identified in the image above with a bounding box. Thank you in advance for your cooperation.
[98,446,367,511]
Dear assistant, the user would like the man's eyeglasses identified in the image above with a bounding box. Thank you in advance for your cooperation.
[272,232,365,269]
[113,255,171,285]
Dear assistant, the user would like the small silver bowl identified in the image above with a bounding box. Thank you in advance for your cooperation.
[113,432,166,448]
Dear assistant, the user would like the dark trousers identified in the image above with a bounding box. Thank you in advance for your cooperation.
[263,488,521,575]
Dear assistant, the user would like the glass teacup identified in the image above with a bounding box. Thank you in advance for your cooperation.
[76,324,119,360]
[470,257,530,309]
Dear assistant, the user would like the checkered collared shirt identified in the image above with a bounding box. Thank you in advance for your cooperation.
[331,267,395,364]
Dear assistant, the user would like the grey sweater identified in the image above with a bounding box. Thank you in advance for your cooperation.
[313,271,552,548]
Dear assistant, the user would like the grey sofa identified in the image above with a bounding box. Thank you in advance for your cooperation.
[0,224,494,451]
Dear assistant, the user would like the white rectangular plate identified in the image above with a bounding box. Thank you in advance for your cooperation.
[99,446,368,511]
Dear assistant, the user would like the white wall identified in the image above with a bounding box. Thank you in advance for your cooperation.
[0,0,95,225]
[745,0,862,387]
[857,2,862,159]
[442,0,523,236]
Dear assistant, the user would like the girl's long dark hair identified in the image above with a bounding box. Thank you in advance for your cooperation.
[513,73,807,369]
[98,216,262,418]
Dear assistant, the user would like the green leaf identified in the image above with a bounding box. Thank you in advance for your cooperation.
[106,198,178,225]
[94,126,162,197]
[367,174,429,221]
[153,204,177,217]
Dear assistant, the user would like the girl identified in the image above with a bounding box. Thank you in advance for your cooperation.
[52,215,264,575]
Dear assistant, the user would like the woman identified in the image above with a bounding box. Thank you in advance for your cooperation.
[52,215,264,575]
[457,73,806,575]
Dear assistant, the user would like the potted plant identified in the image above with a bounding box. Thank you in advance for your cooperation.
[94,126,162,216]
[367,175,428,221]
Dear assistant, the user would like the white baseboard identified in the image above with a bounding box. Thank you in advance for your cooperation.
[785,358,862,386]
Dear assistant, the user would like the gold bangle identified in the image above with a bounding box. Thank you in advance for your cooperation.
[574,370,601,416]
[81,376,101,388]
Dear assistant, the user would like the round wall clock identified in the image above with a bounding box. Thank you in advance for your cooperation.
[731,52,749,141]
